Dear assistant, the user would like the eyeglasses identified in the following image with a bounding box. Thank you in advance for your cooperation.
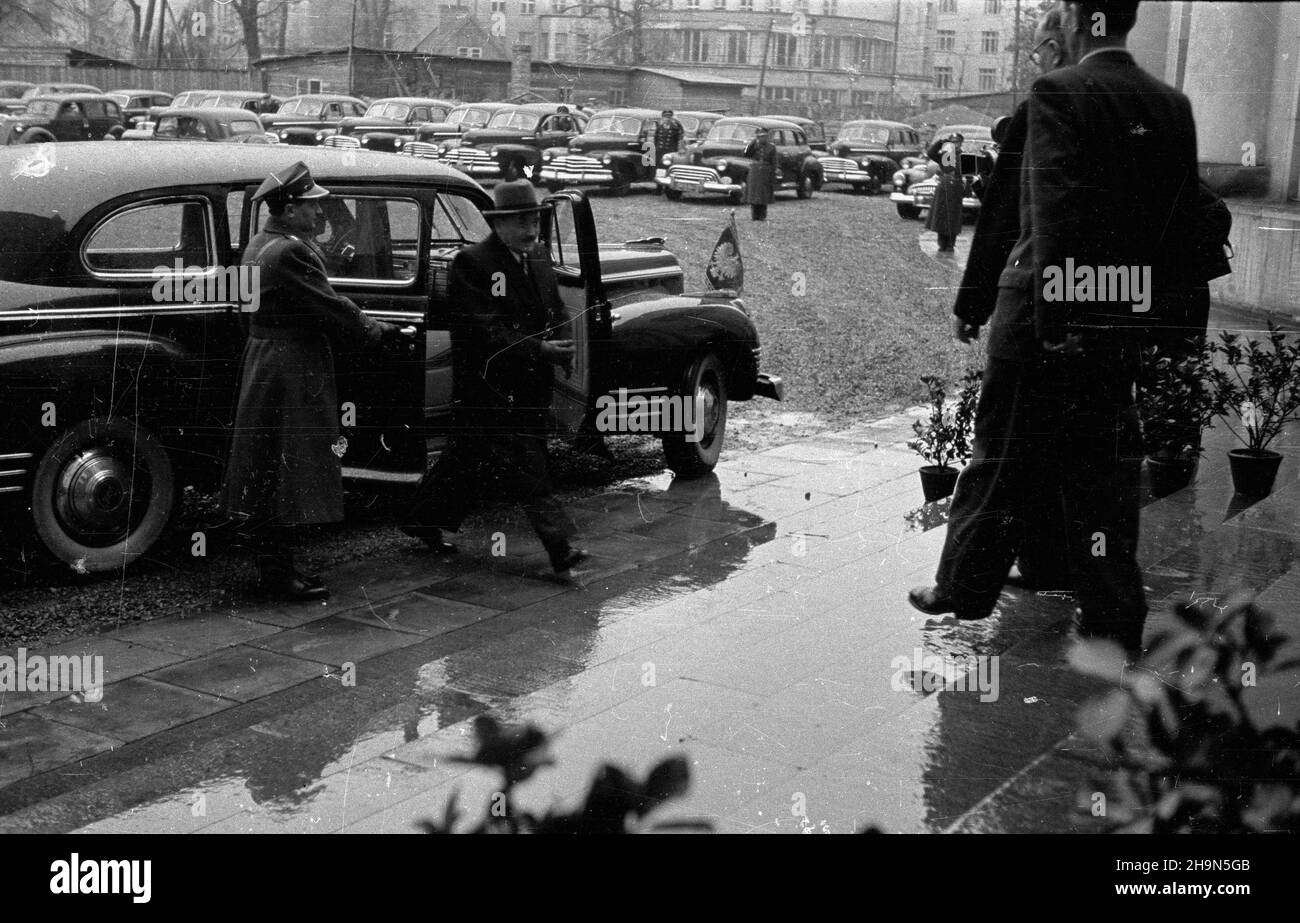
[1029,37,1059,66]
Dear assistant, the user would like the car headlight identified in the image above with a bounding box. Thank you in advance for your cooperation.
[542,151,552,161]
[662,154,673,166]
[893,170,905,186]
[359,135,370,146]
[719,175,732,185]
[315,130,326,141]
[489,146,499,156]
[394,138,404,148]
[12,124,24,133]
[601,153,612,165]
[279,129,290,139]
[715,159,728,170]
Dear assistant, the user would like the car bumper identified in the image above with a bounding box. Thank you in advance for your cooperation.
[890,191,916,204]
[754,373,785,401]
[656,171,739,196]
[822,168,872,184]
[540,165,615,185]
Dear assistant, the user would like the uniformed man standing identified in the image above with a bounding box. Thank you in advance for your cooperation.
[400,180,587,575]
[221,161,407,601]
[742,126,779,221]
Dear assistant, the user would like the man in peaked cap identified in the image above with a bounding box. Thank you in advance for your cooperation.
[221,161,410,601]
[400,179,588,575]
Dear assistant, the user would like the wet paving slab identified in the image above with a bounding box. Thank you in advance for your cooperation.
[3,407,1300,834]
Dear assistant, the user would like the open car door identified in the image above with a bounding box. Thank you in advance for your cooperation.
[542,190,606,434]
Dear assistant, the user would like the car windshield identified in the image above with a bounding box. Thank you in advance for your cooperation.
[278,98,317,116]
[0,85,28,99]
[487,111,540,130]
[106,93,131,107]
[366,101,410,119]
[841,125,890,143]
[201,95,248,108]
[707,123,757,142]
[171,92,208,108]
[23,100,58,116]
[584,115,642,135]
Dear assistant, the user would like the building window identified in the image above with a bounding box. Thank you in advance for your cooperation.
[978,67,996,90]
[714,0,726,8]
[608,88,625,105]
[762,85,795,102]
[521,0,535,11]
[518,32,534,50]
[490,0,506,11]
[575,32,590,57]
[768,0,780,11]
[687,0,700,7]
[725,31,748,64]
[982,30,998,53]
[536,32,549,57]
[810,35,825,69]
[684,30,709,62]
[553,33,568,59]
[940,0,956,12]
[796,0,808,10]
[934,65,953,89]
[772,32,796,67]
[740,0,753,8]
[984,0,1001,12]
[828,0,837,13]
[936,30,954,52]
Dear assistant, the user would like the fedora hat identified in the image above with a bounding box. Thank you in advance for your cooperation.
[483,179,550,218]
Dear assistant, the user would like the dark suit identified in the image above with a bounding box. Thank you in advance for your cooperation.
[935,50,1200,645]
[404,230,576,564]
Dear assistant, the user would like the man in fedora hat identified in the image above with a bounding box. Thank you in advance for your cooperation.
[401,179,588,574]
[221,161,410,601]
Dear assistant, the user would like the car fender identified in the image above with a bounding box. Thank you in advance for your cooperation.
[604,293,761,401]
[491,142,540,163]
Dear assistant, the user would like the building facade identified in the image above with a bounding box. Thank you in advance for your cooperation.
[930,0,1021,95]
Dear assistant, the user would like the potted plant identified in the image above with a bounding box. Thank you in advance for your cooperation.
[1137,339,1217,497]
[1206,323,1300,497]
[908,370,980,502]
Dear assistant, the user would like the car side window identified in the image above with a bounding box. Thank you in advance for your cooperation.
[57,102,82,120]
[545,197,580,276]
[154,116,180,138]
[255,195,422,284]
[429,192,490,245]
[83,199,215,277]
[326,103,342,119]
[412,107,429,122]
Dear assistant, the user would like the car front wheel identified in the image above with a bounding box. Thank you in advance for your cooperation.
[896,202,921,219]
[662,352,728,478]
[796,171,815,199]
[19,128,56,144]
[29,417,178,574]
[664,188,683,201]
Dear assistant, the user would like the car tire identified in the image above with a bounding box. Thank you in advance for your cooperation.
[727,186,744,205]
[19,128,56,144]
[796,171,815,199]
[662,352,727,478]
[664,188,683,202]
[609,170,631,197]
[896,203,921,219]
[29,417,178,575]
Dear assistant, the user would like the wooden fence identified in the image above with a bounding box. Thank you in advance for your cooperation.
[0,65,255,94]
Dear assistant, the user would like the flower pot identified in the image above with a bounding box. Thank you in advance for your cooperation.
[919,464,959,503]
[1145,454,1198,498]
[1227,448,1283,497]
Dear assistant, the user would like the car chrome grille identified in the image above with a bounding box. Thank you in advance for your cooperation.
[553,154,602,170]
[445,147,492,166]
[402,141,442,159]
[668,165,720,183]
[323,135,360,149]
[820,156,859,172]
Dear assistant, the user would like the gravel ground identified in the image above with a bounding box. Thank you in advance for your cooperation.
[0,184,973,647]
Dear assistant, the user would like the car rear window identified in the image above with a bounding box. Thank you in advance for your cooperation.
[83,199,215,276]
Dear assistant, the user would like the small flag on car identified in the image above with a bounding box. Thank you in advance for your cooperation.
[706,211,743,294]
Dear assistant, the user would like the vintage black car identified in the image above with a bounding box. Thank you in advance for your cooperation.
[658,117,824,202]
[323,97,458,153]
[197,90,281,114]
[20,82,102,100]
[891,124,995,219]
[818,120,923,194]
[401,102,513,160]
[539,108,721,195]
[0,143,783,573]
[106,89,174,128]
[130,107,273,144]
[260,93,368,145]
[442,103,587,183]
[767,115,829,153]
[0,94,124,144]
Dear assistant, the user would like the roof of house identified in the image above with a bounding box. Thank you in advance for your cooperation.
[632,67,754,88]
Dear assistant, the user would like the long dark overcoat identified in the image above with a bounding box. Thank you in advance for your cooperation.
[220,215,391,524]
[742,138,780,205]
[925,138,965,238]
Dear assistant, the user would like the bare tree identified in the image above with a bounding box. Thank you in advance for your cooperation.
[0,0,57,32]
[558,0,674,66]
[355,0,395,48]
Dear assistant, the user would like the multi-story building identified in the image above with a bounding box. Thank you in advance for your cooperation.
[930,0,1019,95]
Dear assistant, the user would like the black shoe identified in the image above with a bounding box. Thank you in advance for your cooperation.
[402,526,458,555]
[258,571,330,602]
[907,585,989,621]
[552,547,590,574]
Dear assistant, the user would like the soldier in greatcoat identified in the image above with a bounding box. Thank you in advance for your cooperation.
[220,161,407,601]
[742,126,779,221]
[400,180,588,574]
[925,132,965,253]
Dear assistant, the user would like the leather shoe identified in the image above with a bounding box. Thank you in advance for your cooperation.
[907,585,989,621]
[402,526,458,555]
[552,547,590,574]
[259,572,330,602]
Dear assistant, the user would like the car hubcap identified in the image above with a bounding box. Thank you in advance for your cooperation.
[698,379,720,446]
[54,447,148,545]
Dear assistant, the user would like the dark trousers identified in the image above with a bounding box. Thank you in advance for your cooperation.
[405,428,576,566]
[934,353,1147,640]
[751,204,768,221]
[937,234,956,252]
